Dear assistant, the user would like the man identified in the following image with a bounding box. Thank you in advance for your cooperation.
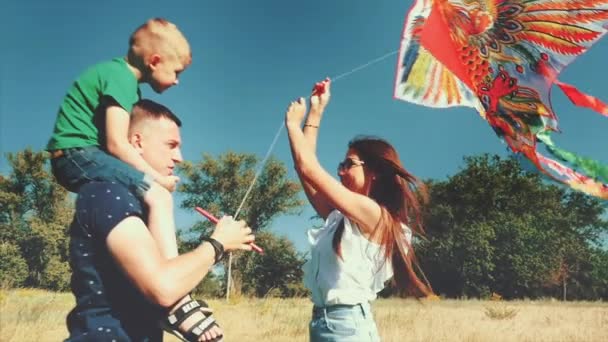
[65,99,255,341]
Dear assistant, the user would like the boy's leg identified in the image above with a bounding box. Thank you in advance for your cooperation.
[143,179,223,341]
[144,183,178,258]
[162,297,224,341]
[50,147,105,192]
[56,147,181,258]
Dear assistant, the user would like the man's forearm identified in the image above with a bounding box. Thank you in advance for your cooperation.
[154,243,218,305]
[107,217,219,308]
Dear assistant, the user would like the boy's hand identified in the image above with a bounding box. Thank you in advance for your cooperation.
[157,175,180,192]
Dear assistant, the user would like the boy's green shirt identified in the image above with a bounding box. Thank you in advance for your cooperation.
[47,58,140,151]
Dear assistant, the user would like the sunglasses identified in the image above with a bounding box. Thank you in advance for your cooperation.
[337,158,365,173]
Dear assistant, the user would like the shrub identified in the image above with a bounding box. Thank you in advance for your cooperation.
[0,243,29,288]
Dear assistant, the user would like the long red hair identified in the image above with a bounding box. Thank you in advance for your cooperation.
[332,137,432,297]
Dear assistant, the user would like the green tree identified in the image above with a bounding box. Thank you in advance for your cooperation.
[419,154,607,299]
[585,247,608,299]
[238,231,308,297]
[0,242,29,287]
[177,152,304,297]
[179,152,303,231]
[0,149,73,289]
[191,271,224,298]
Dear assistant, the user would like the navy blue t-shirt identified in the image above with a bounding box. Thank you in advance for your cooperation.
[65,182,164,341]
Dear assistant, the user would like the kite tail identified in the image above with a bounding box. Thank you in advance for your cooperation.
[534,133,608,200]
[537,152,608,200]
[555,80,608,117]
[545,144,608,185]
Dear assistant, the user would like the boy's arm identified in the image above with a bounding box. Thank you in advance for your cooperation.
[105,105,164,181]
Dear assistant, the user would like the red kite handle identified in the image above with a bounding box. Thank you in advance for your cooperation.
[195,207,264,254]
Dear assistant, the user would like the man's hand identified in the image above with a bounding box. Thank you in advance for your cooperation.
[210,216,255,251]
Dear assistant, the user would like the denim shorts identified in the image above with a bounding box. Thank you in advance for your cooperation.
[51,146,152,199]
[310,302,381,342]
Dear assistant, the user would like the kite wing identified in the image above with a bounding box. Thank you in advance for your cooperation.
[394,0,479,109]
[395,0,608,199]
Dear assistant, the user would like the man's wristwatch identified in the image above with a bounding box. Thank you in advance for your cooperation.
[201,237,225,264]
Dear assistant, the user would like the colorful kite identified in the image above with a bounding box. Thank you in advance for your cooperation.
[394,0,608,199]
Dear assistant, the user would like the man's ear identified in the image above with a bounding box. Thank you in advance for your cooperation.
[129,132,144,152]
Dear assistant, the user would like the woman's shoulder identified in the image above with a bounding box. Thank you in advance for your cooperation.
[401,223,413,243]
[306,209,343,245]
[326,209,343,223]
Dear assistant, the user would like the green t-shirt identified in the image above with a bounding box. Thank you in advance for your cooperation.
[47,58,141,150]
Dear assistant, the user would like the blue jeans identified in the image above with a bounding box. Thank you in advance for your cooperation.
[310,302,381,342]
[51,146,152,199]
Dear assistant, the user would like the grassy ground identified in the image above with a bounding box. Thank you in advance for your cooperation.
[1,289,607,341]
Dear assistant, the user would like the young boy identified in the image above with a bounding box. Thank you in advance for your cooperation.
[48,16,189,258]
[47,18,223,341]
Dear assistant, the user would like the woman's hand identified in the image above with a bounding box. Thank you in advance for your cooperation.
[309,78,331,116]
[285,97,307,128]
[210,216,255,251]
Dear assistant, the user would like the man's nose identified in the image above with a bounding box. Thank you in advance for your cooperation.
[173,148,183,163]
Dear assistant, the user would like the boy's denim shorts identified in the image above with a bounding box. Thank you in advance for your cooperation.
[310,302,381,342]
[50,146,152,199]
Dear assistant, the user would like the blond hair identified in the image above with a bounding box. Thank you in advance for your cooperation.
[128,18,192,67]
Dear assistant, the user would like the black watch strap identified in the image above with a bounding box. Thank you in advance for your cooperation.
[201,237,225,264]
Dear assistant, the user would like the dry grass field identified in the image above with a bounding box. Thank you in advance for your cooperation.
[1,289,607,341]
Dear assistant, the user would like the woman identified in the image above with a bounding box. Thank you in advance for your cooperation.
[285,79,432,341]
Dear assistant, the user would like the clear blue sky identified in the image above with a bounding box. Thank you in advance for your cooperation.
[1,0,606,252]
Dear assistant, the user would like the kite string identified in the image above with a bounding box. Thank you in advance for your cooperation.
[233,121,284,219]
[331,50,398,82]
[232,49,399,219]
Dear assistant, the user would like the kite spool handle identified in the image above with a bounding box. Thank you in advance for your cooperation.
[195,207,264,255]
[312,78,330,96]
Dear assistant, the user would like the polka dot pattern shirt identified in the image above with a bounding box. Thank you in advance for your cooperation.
[65,182,163,341]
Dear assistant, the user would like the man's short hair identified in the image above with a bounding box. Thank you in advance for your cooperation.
[130,99,182,131]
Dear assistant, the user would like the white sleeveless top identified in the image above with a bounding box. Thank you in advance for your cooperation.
[302,210,412,306]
